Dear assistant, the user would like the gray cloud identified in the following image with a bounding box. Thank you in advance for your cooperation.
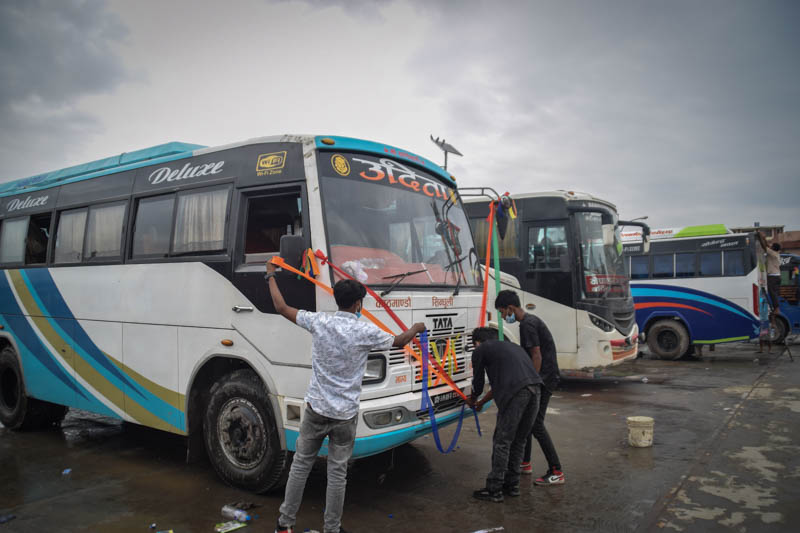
[0,0,129,180]
[409,0,800,229]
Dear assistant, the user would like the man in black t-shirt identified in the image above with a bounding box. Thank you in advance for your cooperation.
[468,327,542,502]
[495,290,565,486]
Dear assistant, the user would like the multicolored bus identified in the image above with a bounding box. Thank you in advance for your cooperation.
[0,135,487,492]
[621,225,761,359]
[465,192,647,375]
[774,253,800,343]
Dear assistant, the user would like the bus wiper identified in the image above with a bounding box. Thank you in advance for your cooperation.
[380,268,428,297]
[443,254,469,296]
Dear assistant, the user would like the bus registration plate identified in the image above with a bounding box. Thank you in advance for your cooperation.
[432,389,461,407]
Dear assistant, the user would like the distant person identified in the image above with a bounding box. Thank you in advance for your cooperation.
[468,327,542,502]
[495,290,565,485]
[266,260,425,533]
[757,232,782,315]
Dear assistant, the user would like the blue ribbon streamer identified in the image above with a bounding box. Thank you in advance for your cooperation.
[419,330,481,454]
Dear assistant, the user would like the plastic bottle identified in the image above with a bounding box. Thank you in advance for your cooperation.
[221,505,251,522]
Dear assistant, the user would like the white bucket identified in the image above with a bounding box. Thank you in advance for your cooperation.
[627,416,654,447]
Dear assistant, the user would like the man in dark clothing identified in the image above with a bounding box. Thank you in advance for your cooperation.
[468,327,542,502]
[495,289,565,486]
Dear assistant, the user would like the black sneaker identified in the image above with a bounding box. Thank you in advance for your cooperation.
[473,487,504,502]
[503,485,520,497]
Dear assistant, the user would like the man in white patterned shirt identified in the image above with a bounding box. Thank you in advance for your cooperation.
[266,261,424,533]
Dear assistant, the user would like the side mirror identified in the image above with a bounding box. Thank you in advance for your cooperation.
[643,235,651,254]
[279,235,306,270]
[602,224,615,246]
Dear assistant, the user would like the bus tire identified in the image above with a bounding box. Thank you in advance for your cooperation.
[0,346,67,430]
[769,317,788,345]
[204,368,288,493]
[647,320,690,360]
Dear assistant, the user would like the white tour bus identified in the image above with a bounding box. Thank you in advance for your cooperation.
[464,192,649,375]
[0,135,488,492]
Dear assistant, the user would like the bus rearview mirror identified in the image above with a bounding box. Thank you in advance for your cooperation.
[279,235,306,270]
[643,236,651,254]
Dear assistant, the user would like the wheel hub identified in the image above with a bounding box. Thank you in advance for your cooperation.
[216,398,266,469]
[658,330,678,351]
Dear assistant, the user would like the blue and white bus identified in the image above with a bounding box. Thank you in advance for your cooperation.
[0,135,487,492]
[621,225,761,359]
[774,253,800,343]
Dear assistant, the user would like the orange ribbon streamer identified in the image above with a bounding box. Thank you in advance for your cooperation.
[478,201,496,327]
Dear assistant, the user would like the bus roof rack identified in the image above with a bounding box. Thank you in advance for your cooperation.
[0,141,206,196]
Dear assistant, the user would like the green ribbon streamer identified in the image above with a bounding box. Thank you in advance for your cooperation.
[492,215,504,341]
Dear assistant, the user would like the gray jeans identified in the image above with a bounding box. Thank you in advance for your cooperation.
[487,384,540,492]
[279,404,357,533]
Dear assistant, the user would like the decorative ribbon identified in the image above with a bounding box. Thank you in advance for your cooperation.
[419,330,481,453]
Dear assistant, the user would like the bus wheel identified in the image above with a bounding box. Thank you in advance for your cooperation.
[768,317,788,345]
[0,347,67,430]
[204,368,288,493]
[647,320,690,360]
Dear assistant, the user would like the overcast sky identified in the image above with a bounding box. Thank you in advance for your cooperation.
[1,0,798,230]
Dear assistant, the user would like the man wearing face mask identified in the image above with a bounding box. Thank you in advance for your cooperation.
[266,261,425,533]
[495,290,565,486]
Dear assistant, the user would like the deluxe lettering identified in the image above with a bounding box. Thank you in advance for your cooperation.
[7,195,49,212]
[148,160,225,185]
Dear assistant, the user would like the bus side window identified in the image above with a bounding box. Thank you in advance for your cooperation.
[0,217,29,264]
[723,250,745,276]
[86,202,126,260]
[132,195,174,258]
[699,251,722,277]
[630,255,649,279]
[244,192,302,264]
[26,213,51,265]
[173,187,230,254]
[653,254,674,279]
[676,252,696,278]
[54,209,88,264]
[472,215,520,260]
[529,225,566,269]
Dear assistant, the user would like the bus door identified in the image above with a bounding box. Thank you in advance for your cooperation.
[230,185,315,368]
[522,220,578,354]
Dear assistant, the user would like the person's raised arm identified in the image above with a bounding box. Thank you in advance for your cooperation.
[393,322,426,347]
[757,231,768,250]
[266,261,299,324]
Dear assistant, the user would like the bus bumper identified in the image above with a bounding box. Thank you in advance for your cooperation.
[282,381,483,458]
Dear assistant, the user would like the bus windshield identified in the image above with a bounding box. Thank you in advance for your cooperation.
[320,155,480,287]
[575,211,629,298]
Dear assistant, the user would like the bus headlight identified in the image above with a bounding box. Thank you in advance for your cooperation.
[589,314,615,332]
[362,356,386,385]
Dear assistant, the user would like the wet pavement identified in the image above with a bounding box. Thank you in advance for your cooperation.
[1,341,799,533]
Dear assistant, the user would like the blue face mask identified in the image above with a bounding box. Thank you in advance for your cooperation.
[355,305,362,319]
[504,313,516,324]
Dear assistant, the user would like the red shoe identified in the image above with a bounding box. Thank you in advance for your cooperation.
[520,461,533,474]
[534,469,565,485]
